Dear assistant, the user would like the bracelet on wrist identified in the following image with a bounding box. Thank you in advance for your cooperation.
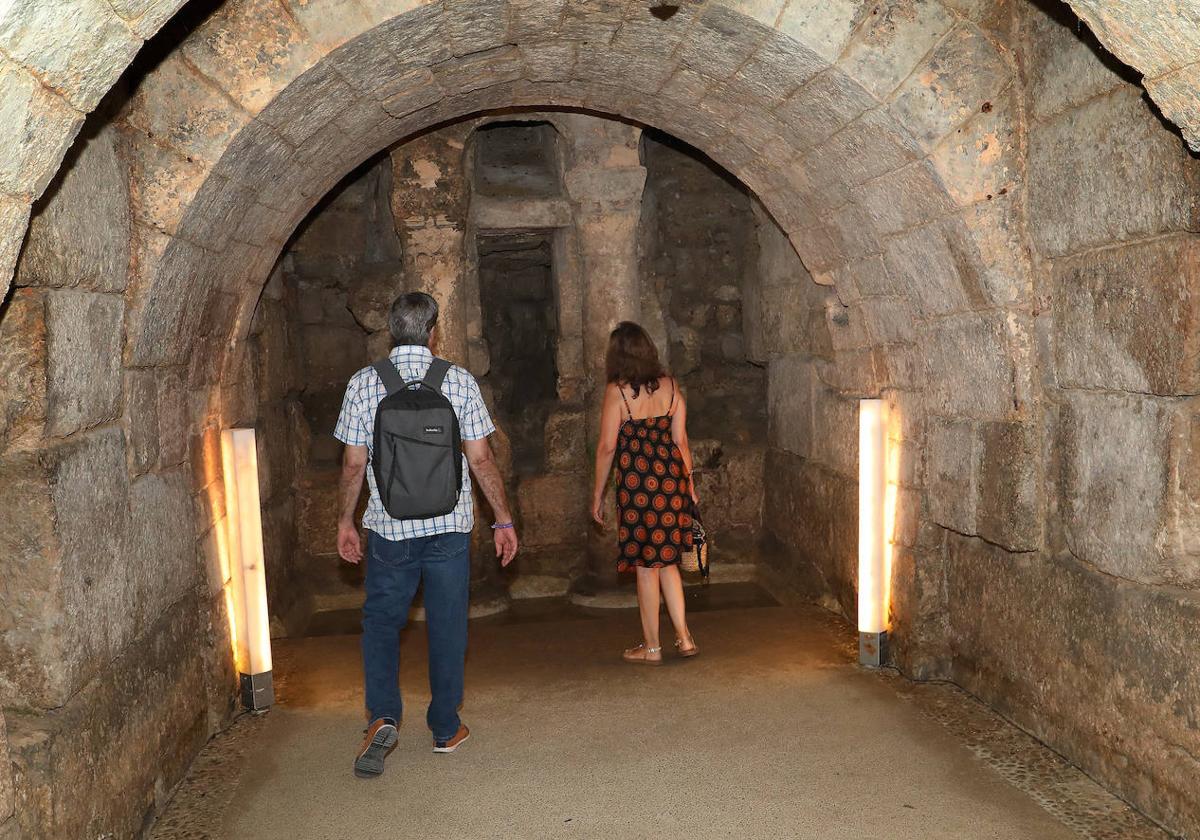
[490,522,514,530]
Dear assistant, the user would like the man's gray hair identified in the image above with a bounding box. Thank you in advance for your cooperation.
[389,292,439,346]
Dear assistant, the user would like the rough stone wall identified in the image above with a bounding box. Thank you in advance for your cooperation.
[0,111,236,839]
[934,2,1200,834]
[0,0,1196,836]
[638,131,767,552]
[249,156,401,624]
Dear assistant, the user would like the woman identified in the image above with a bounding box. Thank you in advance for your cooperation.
[592,321,699,664]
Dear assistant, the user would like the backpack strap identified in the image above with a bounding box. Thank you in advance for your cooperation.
[421,357,452,393]
[372,359,407,396]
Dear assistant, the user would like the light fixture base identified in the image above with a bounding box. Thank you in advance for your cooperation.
[240,670,274,711]
[858,631,888,668]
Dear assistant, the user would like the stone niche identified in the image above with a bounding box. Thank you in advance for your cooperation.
[244,113,771,627]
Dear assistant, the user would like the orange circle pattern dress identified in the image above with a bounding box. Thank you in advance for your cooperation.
[614,380,694,572]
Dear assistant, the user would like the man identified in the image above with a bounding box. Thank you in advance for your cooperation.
[334,291,518,779]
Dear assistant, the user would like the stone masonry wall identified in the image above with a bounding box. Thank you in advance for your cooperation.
[935,2,1200,834]
[1,110,237,839]
[639,131,767,554]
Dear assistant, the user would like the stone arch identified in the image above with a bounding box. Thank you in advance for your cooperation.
[106,0,1042,658]
[89,1,1049,679]
[0,0,1193,300]
[3,1,1200,838]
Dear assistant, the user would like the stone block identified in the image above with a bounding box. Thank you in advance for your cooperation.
[1143,61,1200,155]
[767,355,813,463]
[0,194,30,300]
[775,0,869,62]
[1028,87,1200,259]
[955,193,1034,309]
[809,383,859,478]
[106,0,182,38]
[883,222,977,316]
[1058,391,1197,585]
[762,448,859,616]
[860,296,916,345]
[156,367,189,467]
[298,467,343,557]
[16,123,129,292]
[838,0,956,100]
[180,0,320,116]
[124,469,199,647]
[854,161,955,237]
[678,4,767,80]
[517,473,588,548]
[1021,0,1127,124]
[945,539,1200,836]
[124,370,158,475]
[889,23,1011,150]
[126,235,216,367]
[0,0,140,112]
[924,311,1028,420]
[0,428,129,708]
[925,415,977,535]
[975,420,1044,551]
[721,447,765,529]
[122,55,251,168]
[302,325,366,393]
[776,66,875,152]
[8,594,210,839]
[0,58,85,197]
[544,409,586,473]
[0,711,10,822]
[45,289,123,438]
[1053,235,1200,395]
[731,29,823,105]
[0,288,46,452]
[929,85,1020,208]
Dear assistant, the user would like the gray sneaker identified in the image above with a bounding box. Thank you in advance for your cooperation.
[354,719,398,778]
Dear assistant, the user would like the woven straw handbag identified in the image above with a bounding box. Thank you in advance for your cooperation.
[679,502,709,579]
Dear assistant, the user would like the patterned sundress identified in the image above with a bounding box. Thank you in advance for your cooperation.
[614,380,694,571]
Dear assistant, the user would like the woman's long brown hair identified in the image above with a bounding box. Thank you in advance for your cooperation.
[606,321,667,397]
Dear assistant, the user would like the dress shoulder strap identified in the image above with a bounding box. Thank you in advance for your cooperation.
[617,384,633,420]
[666,377,677,416]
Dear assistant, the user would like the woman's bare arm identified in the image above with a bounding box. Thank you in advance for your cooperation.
[669,382,698,502]
[591,383,623,523]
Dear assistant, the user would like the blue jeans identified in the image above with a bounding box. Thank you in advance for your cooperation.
[362,530,470,740]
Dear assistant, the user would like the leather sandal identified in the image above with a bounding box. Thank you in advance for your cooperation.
[623,643,663,665]
[675,636,699,658]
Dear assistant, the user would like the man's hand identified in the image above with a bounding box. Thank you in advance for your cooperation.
[337,519,363,564]
[494,526,518,567]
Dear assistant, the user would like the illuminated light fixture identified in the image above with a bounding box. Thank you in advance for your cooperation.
[221,427,275,711]
[858,399,890,667]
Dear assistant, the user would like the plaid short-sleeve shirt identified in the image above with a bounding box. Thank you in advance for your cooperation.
[334,345,495,540]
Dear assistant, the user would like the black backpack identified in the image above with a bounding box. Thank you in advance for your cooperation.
[371,357,463,519]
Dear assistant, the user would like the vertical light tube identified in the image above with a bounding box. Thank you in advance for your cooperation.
[858,399,889,666]
[221,427,274,710]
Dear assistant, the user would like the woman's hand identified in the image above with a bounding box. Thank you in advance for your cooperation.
[592,493,605,526]
[689,476,700,505]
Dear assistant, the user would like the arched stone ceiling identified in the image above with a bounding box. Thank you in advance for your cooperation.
[112,0,1040,436]
[0,0,1195,302]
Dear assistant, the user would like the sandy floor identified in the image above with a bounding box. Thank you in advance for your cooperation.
[172,594,1121,840]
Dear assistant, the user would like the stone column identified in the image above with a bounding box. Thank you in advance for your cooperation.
[389,125,473,368]
[560,115,647,589]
